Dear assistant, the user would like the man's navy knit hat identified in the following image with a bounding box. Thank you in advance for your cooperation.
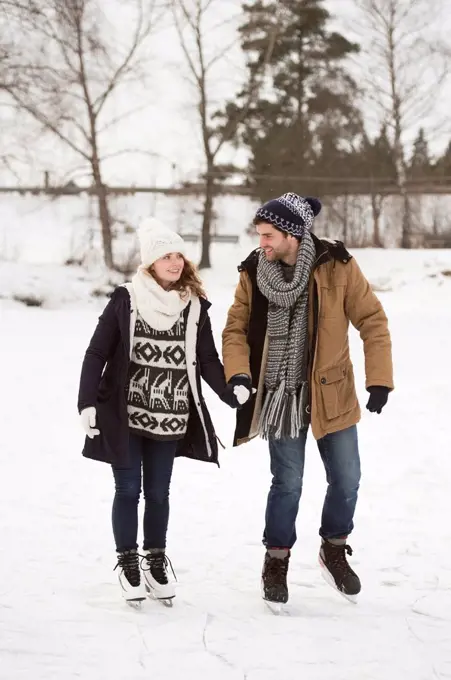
[254,192,322,238]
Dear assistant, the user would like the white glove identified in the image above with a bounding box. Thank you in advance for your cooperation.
[233,384,251,405]
[80,406,100,439]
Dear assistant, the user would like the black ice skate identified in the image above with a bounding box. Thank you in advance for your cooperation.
[114,549,146,607]
[141,550,176,606]
[319,540,361,602]
[262,549,290,610]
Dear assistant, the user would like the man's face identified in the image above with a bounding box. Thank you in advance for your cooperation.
[256,222,295,262]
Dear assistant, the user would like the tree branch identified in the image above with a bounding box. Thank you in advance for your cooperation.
[2,87,90,159]
[93,0,156,115]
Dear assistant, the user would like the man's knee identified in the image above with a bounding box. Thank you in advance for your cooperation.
[272,468,303,495]
[329,460,361,493]
[322,426,361,489]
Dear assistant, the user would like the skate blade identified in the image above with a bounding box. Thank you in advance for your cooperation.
[150,594,175,607]
[261,582,288,614]
[126,599,145,610]
[264,600,283,615]
[319,559,358,604]
[145,585,175,607]
[160,598,174,607]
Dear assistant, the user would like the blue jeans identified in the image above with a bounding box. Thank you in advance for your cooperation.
[264,426,361,548]
[111,433,177,552]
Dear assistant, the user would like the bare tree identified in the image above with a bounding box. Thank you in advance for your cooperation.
[354,0,449,248]
[171,0,279,268]
[2,0,165,269]
[0,0,21,173]
[370,190,384,247]
[0,2,7,87]
[321,194,368,247]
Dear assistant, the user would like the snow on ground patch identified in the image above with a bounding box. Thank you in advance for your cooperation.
[0,251,451,680]
[2,243,451,309]
[0,261,124,309]
[346,247,451,292]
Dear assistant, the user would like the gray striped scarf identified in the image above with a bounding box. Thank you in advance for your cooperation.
[257,231,316,439]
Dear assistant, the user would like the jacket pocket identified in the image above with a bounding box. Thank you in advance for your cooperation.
[319,282,346,319]
[315,361,357,420]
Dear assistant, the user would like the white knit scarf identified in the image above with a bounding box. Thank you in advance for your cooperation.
[131,266,191,331]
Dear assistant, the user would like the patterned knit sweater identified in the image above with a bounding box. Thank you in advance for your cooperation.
[127,312,189,440]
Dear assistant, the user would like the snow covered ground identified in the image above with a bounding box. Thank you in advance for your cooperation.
[1,246,451,680]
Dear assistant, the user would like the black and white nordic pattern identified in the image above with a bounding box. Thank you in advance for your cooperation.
[127,313,189,440]
[256,230,316,439]
[254,192,315,238]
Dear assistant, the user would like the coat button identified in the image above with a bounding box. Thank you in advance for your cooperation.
[320,377,326,384]
[193,361,196,366]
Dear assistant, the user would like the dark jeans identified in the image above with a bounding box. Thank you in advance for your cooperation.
[264,425,361,548]
[112,432,177,552]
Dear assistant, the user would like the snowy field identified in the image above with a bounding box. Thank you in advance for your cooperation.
[1,245,451,680]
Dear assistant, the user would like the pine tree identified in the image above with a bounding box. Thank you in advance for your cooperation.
[409,128,431,179]
[435,140,451,186]
[362,124,397,186]
[222,0,360,200]
[356,125,397,247]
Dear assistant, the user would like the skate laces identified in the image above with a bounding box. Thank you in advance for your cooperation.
[114,550,141,587]
[324,543,354,573]
[141,552,177,585]
[264,554,289,586]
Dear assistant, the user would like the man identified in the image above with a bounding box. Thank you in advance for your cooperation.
[222,192,393,605]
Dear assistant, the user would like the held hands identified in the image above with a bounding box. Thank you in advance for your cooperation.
[80,406,100,438]
[222,374,253,409]
[234,384,251,406]
[366,386,389,414]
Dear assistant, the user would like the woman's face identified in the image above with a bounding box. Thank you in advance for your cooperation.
[151,252,185,288]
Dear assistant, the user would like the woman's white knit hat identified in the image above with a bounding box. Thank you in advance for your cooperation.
[138,217,186,267]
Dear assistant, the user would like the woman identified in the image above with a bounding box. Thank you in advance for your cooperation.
[77,218,249,606]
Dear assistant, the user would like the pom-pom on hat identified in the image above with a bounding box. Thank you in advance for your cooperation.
[254,192,322,238]
[137,217,186,267]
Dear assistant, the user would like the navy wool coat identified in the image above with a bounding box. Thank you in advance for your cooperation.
[77,286,227,468]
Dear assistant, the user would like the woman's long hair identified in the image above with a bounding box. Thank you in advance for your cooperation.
[146,256,207,299]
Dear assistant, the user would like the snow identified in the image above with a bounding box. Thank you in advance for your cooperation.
[3,191,451,271]
[1,245,451,680]
[0,193,259,267]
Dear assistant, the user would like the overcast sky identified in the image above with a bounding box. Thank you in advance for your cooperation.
[1,0,450,187]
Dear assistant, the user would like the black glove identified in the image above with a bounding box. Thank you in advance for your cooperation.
[366,386,389,414]
[221,374,252,409]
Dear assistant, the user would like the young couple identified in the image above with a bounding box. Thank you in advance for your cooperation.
[78,192,394,607]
